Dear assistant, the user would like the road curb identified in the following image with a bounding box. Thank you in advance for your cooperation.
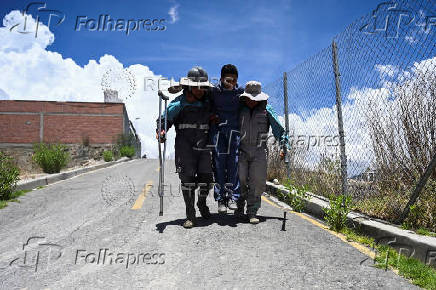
[266,181,436,268]
[16,157,134,191]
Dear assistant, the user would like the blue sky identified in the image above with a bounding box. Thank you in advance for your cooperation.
[0,0,385,86]
[1,0,434,172]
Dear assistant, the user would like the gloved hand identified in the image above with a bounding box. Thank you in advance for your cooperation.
[209,114,220,124]
[156,129,166,143]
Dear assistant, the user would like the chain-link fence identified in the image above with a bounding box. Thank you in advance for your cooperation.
[264,0,436,231]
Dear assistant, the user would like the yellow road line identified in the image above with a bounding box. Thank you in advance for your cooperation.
[261,195,376,260]
[131,182,153,210]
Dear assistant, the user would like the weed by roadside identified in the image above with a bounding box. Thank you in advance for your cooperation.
[0,189,31,209]
[324,194,352,232]
[282,180,311,212]
[341,227,436,289]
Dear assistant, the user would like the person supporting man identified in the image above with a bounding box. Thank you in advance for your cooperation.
[209,64,244,214]
[156,66,214,228]
[237,81,289,224]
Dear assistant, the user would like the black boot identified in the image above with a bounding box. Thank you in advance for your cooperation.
[182,189,196,228]
[196,175,213,219]
[197,192,211,219]
[235,199,246,219]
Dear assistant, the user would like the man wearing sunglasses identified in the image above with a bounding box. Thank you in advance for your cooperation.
[209,64,244,214]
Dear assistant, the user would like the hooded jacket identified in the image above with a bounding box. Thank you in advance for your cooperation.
[210,83,244,130]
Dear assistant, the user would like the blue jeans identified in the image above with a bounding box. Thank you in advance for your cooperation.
[210,126,240,202]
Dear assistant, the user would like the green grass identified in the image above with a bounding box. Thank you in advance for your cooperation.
[0,189,31,209]
[340,227,436,289]
[341,227,375,246]
[416,228,436,238]
[36,185,46,190]
[0,200,7,209]
[401,225,436,237]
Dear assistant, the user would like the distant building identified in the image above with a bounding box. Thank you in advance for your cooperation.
[0,99,140,173]
[104,89,123,103]
[352,168,377,182]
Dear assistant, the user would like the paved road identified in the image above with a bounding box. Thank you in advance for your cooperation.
[0,159,417,289]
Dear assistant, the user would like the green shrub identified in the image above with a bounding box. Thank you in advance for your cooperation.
[0,152,20,200]
[32,143,70,174]
[120,145,135,158]
[402,204,426,231]
[323,194,352,232]
[103,150,113,162]
[284,181,311,212]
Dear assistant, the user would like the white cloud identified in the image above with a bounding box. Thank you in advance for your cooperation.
[276,56,436,176]
[0,10,177,159]
[0,10,54,52]
[168,4,180,24]
[405,35,418,44]
[0,88,9,100]
[374,64,397,78]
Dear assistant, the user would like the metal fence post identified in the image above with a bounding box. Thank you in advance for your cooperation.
[332,40,348,196]
[397,151,436,224]
[283,72,291,181]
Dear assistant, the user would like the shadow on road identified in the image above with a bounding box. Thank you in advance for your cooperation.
[155,213,285,233]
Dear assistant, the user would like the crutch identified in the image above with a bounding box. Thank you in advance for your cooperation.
[158,90,169,216]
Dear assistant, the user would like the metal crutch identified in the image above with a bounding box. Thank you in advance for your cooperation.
[158,90,169,216]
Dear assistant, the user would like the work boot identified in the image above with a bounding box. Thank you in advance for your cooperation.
[228,199,238,210]
[197,195,211,219]
[247,208,259,224]
[183,219,195,229]
[218,200,227,214]
[248,215,259,224]
[183,189,196,227]
[234,207,245,219]
[235,199,246,218]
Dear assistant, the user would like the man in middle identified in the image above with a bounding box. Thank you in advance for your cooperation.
[209,64,244,214]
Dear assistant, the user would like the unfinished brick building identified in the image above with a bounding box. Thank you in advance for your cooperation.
[0,98,140,173]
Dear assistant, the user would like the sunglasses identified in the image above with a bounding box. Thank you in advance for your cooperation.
[223,77,237,83]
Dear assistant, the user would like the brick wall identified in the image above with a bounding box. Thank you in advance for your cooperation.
[0,100,127,145]
[0,100,136,174]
